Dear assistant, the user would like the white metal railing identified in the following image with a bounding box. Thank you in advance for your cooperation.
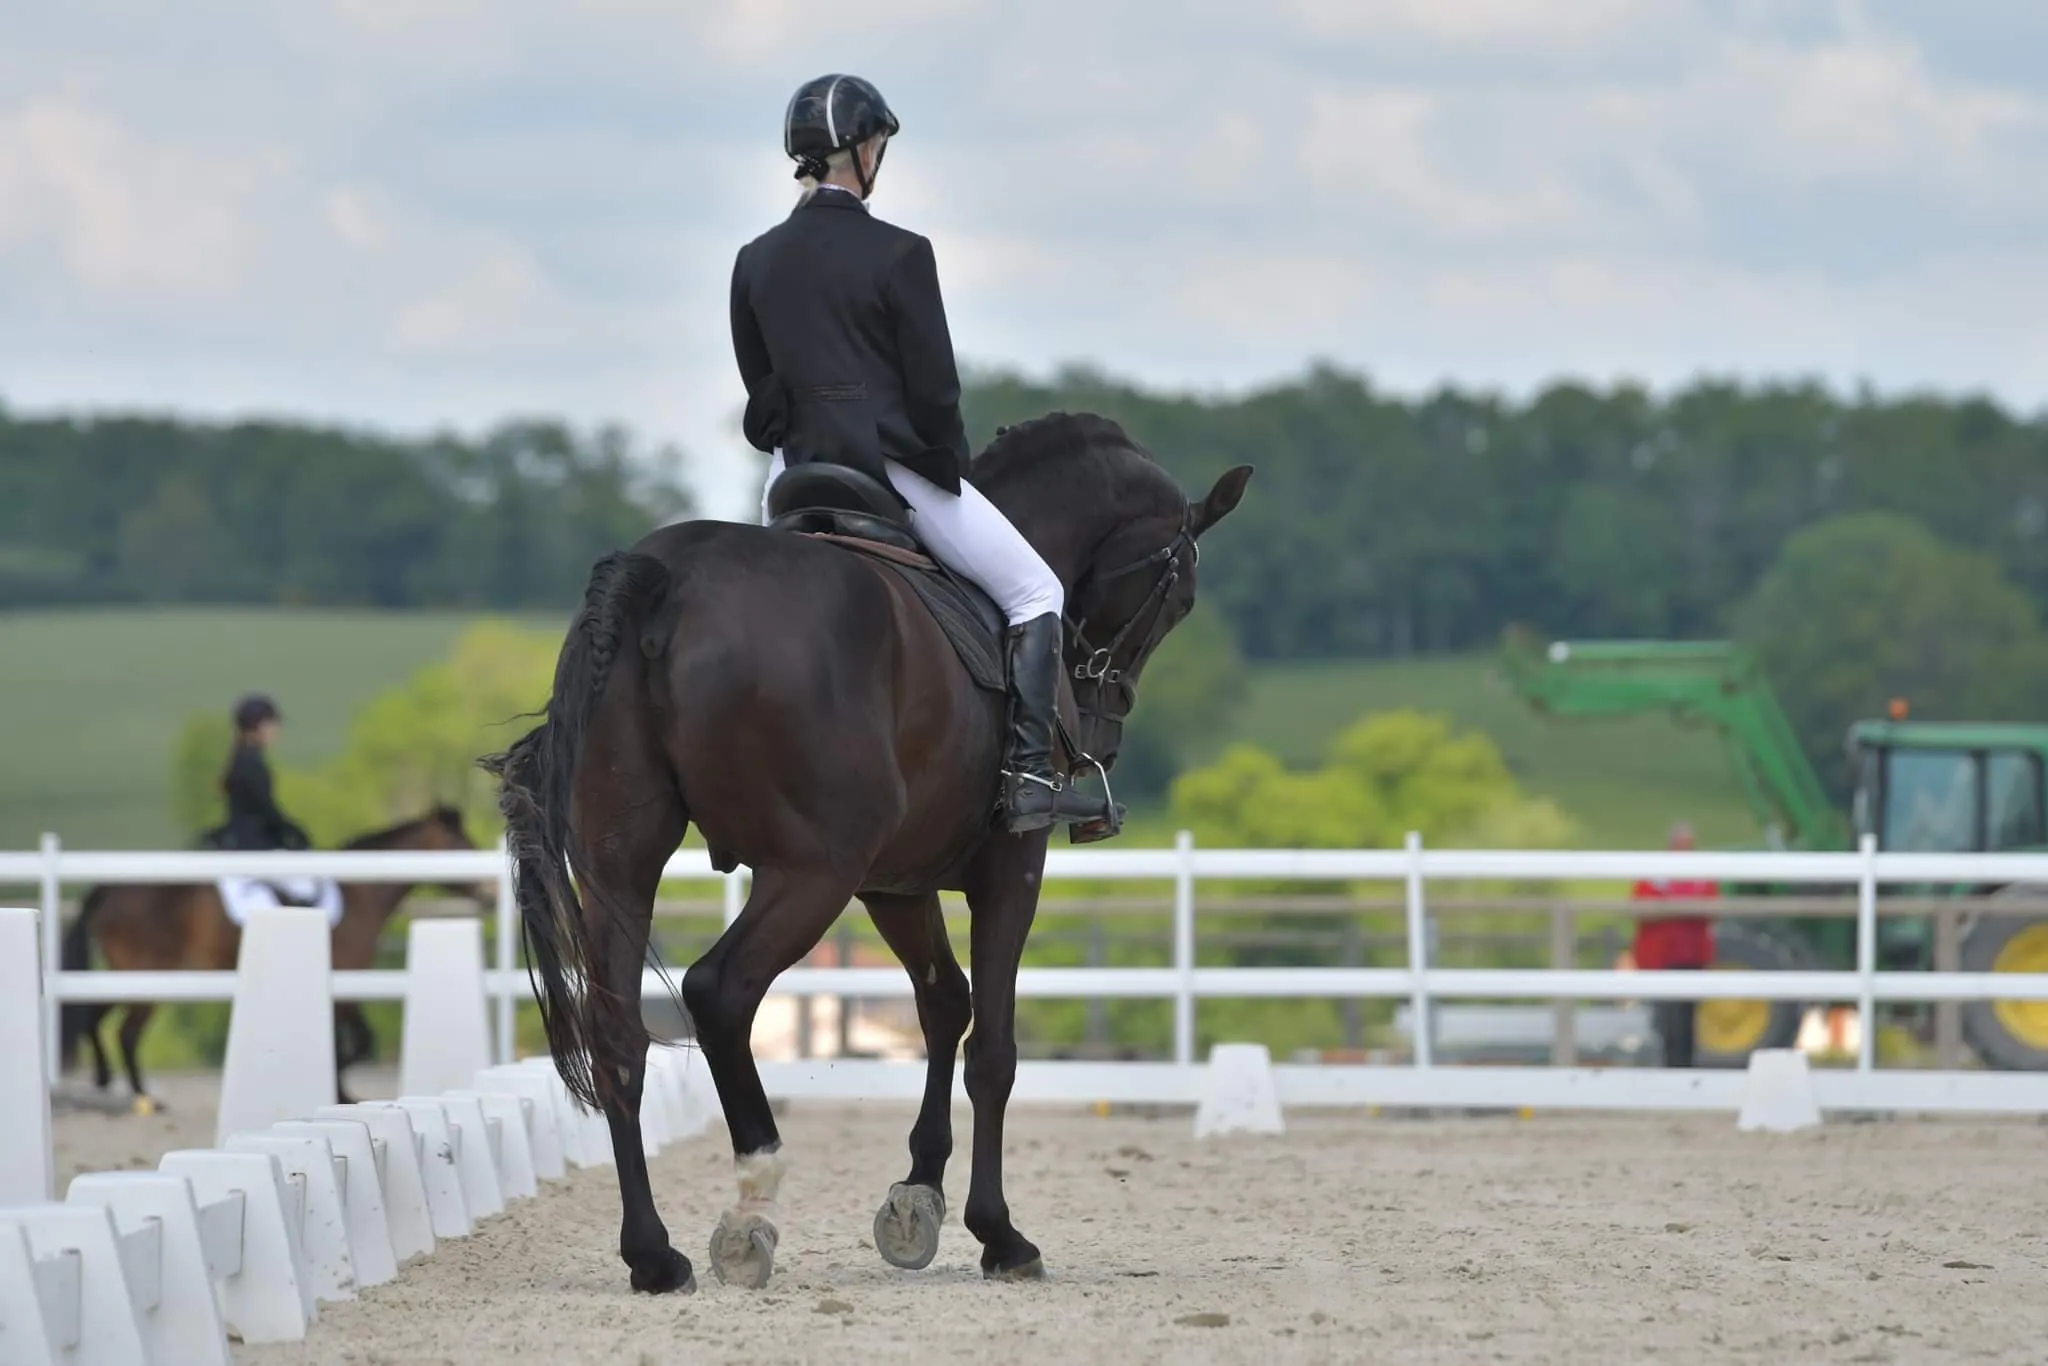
[16,830,2048,1085]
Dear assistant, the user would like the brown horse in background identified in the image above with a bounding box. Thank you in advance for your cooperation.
[60,806,489,1108]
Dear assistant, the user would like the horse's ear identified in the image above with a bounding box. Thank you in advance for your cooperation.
[1192,465,1253,537]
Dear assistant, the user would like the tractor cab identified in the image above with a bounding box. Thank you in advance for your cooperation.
[1847,720,2048,856]
[1843,718,2048,977]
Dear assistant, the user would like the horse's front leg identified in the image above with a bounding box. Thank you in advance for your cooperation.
[682,865,862,1290]
[960,835,1050,1280]
[862,891,972,1270]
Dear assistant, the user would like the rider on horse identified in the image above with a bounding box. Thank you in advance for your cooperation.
[212,693,342,925]
[730,73,1113,835]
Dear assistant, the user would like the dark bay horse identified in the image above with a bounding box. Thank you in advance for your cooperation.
[61,806,489,1108]
[488,412,1251,1294]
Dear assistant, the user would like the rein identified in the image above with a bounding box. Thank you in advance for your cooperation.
[1062,502,1196,744]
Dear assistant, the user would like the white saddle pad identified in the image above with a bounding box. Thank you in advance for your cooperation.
[218,876,344,929]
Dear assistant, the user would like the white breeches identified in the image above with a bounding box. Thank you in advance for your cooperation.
[763,451,1063,625]
[218,876,344,929]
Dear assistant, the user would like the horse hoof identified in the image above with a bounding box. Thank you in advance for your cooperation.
[709,1210,779,1289]
[874,1183,945,1270]
[629,1246,697,1295]
[984,1255,1047,1283]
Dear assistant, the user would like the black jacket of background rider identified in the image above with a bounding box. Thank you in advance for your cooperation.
[729,188,972,494]
[219,743,309,852]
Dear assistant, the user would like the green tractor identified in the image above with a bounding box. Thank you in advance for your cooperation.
[1498,633,2048,1069]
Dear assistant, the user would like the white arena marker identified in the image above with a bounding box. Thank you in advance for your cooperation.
[1737,1048,1823,1133]
[424,1094,506,1219]
[0,908,55,1206]
[0,1220,58,1366]
[515,1057,614,1166]
[0,1203,151,1365]
[66,1172,233,1366]
[271,1119,398,1286]
[223,1132,357,1303]
[159,1148,312,1342]
[470,1070,567,1181]
[496,1060,590,1167]
[445,1092,539,1200]
[385,1100,475,1238]
[317,1105,436,1262]
[398,919,494,1097]
[1193,1042,1286,1139]
[214,907,337,1146]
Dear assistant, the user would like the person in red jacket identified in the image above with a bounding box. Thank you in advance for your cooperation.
[1631,822,1717,1068]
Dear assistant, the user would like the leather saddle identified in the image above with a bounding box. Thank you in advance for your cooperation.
[765,462,1007,693]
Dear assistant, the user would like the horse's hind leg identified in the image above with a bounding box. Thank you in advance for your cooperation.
[682,864,864,1290]
[570,774,692,1294]
[862,891,971,1270]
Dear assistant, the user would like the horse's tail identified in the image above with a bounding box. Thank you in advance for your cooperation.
[58,886,106,1068]
[481,551,672,1112]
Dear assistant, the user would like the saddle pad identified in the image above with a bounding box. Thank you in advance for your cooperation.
[806,532,1007,693]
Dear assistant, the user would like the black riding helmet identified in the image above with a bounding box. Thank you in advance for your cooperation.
[232,693,281,734]
[784,74,899,196]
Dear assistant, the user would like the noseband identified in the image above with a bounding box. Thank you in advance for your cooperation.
[1064,503,1197,750]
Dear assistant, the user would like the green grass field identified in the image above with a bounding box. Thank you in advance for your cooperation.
[0,608,1759,853]
[1239,657,1758,850]
[0,606,565,850]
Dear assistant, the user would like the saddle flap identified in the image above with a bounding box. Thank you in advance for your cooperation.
[790,533,1008,695]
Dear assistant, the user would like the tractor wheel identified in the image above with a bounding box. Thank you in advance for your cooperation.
[1960,891,2048,1071]
[1691,920,1809,1068]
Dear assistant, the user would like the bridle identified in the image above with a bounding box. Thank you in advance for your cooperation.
[1062,502,1197,759]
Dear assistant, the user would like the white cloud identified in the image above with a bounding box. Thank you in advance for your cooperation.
[0,98,286,300]
[1277,0,1665,48]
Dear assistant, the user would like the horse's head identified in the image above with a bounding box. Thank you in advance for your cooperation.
[976,413,1253,776]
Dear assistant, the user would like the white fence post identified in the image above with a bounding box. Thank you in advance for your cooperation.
[1405,831,1432,1069]
[1,908,55,1206]
[398,919,492,1097]
[494,836,515,1066]
[1858,832,1878,1073]
[1173,830,1196,1067]
[214,909,337,1146]
[39,833,61,1086]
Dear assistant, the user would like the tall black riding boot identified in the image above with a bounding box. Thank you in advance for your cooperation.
[1001,613,1113,833]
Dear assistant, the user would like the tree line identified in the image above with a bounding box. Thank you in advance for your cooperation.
[0,410,693,611]
[963,366,2048,663]
[10,370,2046,654]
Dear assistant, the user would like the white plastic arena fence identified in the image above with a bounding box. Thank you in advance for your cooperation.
[8,832,2048,1119]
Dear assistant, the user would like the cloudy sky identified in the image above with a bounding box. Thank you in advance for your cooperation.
[4,1,2046,518]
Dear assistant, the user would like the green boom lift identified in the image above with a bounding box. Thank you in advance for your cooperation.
[1498,631,2048,1070]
